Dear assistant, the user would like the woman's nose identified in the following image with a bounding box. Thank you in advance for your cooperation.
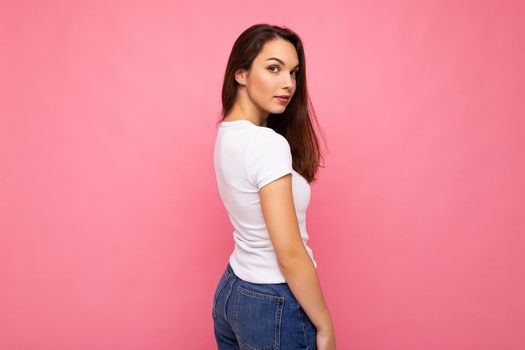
[282,73,294,89]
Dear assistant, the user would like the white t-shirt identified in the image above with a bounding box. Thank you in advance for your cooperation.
[213,119,317,284]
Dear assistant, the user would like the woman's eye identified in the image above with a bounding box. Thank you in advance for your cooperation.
[268,66,299,77]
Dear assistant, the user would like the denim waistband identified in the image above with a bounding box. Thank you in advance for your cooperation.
[226,262,236,279]
[225,262,292,287]
[225,262,299,306]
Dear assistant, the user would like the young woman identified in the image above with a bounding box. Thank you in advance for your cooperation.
[212,24,336,350]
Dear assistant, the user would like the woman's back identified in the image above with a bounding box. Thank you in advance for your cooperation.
[213,119,317,284]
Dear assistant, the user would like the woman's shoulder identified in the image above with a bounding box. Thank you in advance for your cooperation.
[248,127,289,150]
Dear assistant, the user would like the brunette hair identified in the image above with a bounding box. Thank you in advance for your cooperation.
[217,23,327,184]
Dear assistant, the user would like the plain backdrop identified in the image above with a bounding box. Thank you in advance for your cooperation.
[1,0,523,349]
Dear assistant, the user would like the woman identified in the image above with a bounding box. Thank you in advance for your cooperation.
[212,23,336,350]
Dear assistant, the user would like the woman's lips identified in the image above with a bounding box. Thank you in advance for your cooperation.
[275,96,290,104]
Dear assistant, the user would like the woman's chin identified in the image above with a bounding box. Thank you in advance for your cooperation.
[269,106,287,114]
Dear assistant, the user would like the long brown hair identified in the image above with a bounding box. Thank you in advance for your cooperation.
[217,23,327,184]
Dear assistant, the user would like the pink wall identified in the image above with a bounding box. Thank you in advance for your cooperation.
[1,0,523,349]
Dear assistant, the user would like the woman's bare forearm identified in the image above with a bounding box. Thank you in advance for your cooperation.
[278,251,334,332]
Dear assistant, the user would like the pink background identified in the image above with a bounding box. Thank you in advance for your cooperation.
[1,0,523,349]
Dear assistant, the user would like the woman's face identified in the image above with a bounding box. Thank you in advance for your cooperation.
[235,38,300,117]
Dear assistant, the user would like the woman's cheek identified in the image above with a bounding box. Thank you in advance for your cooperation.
[257,74,276,93]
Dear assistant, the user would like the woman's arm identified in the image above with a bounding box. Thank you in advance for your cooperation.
[259,173,334,335]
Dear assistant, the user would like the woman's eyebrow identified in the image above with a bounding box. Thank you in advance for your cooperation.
[266,57,300,68]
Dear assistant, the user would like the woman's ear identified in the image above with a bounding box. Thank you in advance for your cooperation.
[234,69,247,86]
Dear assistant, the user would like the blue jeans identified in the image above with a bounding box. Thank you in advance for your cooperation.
[212,262,317,349]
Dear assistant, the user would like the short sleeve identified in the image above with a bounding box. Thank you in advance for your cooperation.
[246,133,293,189]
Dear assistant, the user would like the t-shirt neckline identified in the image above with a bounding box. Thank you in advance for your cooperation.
[220,120,259,128]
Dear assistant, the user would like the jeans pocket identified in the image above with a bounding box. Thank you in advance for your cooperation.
[212,270,230,319]
[233,286,285,350]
